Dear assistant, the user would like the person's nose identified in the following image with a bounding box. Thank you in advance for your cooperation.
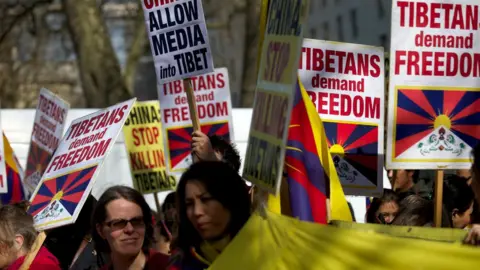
[193,201,205,217]
[123,221,135,234]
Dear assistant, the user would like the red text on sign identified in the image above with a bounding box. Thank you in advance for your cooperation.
[397,1,478,30]
[162,72,225,96]
[163,101,228,123]
[67,105,128,140]
[132,127,161,146]
[308,91,380,120]
[394,50,480,77]
[46,138,112,173]
[263,41,290,82]
[144,0,176,10]
[299,47,381,77]
[251,92,287,138]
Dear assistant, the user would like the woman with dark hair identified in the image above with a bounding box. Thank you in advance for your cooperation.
[442,176,474,229]
[169,161,251,269]
[45,195,109,269]
[155,191,176,255]
[391,195,434,227]
[366,189,399,224]
[0,202,60,269]
[92,186,169,270]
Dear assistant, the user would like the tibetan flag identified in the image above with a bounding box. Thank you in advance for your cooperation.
[0,133,25,204]
[285,78,352,223]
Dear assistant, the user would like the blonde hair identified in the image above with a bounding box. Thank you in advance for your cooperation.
[0,201,37,252]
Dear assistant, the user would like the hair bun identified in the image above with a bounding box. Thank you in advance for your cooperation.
[12,200,31,212]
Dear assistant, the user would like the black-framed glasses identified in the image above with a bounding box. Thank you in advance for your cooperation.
[105,216,145,231]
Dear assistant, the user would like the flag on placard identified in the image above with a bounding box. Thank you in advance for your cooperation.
[0,134,25,204]
[285,78,352,223]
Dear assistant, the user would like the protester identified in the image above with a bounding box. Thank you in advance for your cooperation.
[442,176,474,229]
[366,189,399,224]
[154,191,176,255]
[45,195,109,269]
[191,131,241,172]
[391,195,434,227]
[388,170,431,201]
[0,202,61,269]
[92,186,169,270]
[465,144,480,245]
[168,161,251,269]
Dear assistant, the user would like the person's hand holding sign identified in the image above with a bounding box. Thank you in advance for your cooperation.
[192,131,218,162]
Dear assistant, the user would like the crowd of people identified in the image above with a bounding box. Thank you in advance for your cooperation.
[0,132,479,269]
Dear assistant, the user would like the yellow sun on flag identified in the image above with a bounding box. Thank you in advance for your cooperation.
[51,190,64,202]
[433,114,451,129]
[330,144,345,158]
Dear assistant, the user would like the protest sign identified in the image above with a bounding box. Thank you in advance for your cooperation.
[0,134,26,204]
[387,0,480,169]
[123,101,176,194]
[157,67,234,173]
[243,0,309,195]
[298,39,384,197]
[142,0,214,83]
[28,99,136,230]
[0,114,6,194]
[24,88,70,199]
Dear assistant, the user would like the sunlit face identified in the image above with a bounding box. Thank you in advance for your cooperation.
[185,180,231,241]
[376,201,399,224]
[452,203,474,229]
[97,199,146,257]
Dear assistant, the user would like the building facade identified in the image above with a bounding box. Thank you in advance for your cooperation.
[305,0,392,49]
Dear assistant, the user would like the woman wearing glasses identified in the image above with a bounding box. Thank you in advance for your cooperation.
[92,186,169,270]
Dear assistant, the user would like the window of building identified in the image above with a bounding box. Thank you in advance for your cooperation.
[322,22,330,39]
[350,9,358,39]
[377,0,386,19]
[336,15,343,40]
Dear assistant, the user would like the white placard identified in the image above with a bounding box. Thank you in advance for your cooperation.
[28,99,136,230]
[142,0,214,83]
[299,39,385,197]
[157,68,234,173]
[387,0,480,169]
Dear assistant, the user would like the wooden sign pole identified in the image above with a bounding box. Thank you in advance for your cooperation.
[19,231,47,270]
[183,78,200,131]
[433,170,444,228]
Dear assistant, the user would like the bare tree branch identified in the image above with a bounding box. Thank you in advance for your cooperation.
[0,0,53,45]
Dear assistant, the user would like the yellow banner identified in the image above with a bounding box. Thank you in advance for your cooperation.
[210,211,480,270]
[123,101,175,194]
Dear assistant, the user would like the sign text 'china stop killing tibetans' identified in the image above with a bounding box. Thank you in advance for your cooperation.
[142,0,214,83]
[243,0,309,195]
[123,101,176,194]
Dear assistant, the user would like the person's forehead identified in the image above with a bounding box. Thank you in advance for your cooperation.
[105,199,143,220]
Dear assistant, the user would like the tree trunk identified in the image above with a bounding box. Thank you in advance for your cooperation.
[63,0,131,107]
[240,0,261,107]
